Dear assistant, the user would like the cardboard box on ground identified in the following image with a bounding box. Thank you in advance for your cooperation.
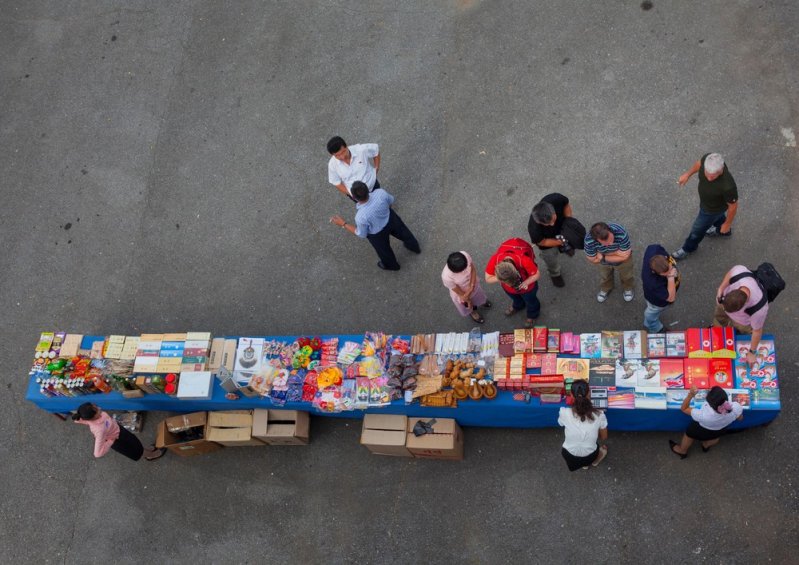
[361,414,412,456]
[206,410,265,446]
[405,418,463,461]
[360,414,464,460]
[252,409,310,445]
[155,412,222,457]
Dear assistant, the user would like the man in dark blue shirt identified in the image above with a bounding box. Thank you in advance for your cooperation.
[642,244,680,332]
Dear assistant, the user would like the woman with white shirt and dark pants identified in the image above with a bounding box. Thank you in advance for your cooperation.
[670,386,744,458]
[558,380,609,471]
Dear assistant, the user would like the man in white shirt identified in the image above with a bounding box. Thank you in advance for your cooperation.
[327,136,380,201]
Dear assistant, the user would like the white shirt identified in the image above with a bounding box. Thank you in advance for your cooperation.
[327,143,379,193]
[558,407,607,457]
[691,402,743,430]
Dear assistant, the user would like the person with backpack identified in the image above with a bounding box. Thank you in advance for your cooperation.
[527,193,586,288]
[714,264,780,366]
[484,237,541,327]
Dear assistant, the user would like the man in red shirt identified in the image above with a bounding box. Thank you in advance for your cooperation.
[485,238,541,327]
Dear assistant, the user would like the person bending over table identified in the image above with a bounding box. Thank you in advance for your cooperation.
[669,386,743,459]
[557,380,608,471]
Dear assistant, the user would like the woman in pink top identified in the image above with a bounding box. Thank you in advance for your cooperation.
[73,403,165,461]
[442,251,491,323]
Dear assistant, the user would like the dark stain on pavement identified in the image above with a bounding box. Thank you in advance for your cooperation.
[641,1,653,10]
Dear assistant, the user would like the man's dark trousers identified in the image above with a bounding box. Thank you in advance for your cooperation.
[366,209,420,270]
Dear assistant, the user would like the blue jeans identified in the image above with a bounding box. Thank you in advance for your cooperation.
[504,285,541,319]
[644,300,667,333]
[682,207,726,253]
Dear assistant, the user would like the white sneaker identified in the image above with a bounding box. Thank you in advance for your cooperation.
[623,290,635,302]
[597,290,610,303]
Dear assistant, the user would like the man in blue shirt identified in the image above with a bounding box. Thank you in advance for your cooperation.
[584,222,635,303]
[330,181,420,271]
[641,244,680,332]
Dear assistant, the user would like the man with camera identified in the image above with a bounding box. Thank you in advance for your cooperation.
[527,193,584,288]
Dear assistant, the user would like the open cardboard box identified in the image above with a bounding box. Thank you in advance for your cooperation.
[155,411,222,457]
[252,409,310,445]
[360,414,411,457]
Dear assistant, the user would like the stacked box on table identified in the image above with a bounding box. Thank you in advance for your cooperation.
[155,412,222,457]
[252,409,310,445]
[361,414,411,457]
[405,418,463,461]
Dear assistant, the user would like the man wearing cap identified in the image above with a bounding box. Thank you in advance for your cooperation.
[484,237,541,327]
[672,153,738,260]
[326,136,380,201]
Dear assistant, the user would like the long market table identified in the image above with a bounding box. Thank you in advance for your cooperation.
[25,334,781,432]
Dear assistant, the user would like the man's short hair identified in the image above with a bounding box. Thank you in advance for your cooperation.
[649,255,670,275]
[590,222,611,241]
[705,153,725,175]
[351,181,369,202]
[327,136,347,154]
[446,252,468,273]
[532,201,555,225]
[722,289,747,313]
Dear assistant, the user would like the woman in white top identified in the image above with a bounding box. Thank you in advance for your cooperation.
[669,386,744,459]
[557,380,608,471]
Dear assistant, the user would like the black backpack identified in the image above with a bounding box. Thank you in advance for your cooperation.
[728,263,785,315]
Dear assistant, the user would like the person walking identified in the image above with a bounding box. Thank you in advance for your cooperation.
[641,244,680,332]
[558,380,609,471]
[583,221,635,303]
[442,251,492,324]
[484,237,541,327]
[669,386,743,458]
[672,153,738,260]
[330,181,420,271]
[73,402,165,462]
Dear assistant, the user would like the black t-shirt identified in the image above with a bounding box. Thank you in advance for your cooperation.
[698,153,738,214]
[527,193,569,246]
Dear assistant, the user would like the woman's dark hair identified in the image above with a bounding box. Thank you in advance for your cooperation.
[447,252,468,273]
[72,402,98,421]
[571,380,598,422]
[706,386,729,413]
[326,136,346,154]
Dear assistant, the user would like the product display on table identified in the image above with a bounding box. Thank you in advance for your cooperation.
[26,328,782,433]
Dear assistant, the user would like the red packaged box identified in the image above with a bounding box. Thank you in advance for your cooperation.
[541,353,558,374]
[710,327,736,358]
[684,359,710,389]
[529,374,564,396]
[526,354,543,369]
[533,326,548,353]
[708,359,733,388]
[686,328,713,358]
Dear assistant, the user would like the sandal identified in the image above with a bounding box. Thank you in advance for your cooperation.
[668,440,687,459]
[145,447,167,461]
[483,301,492,309]
[591,445,608,466]
[469,310,485,324]
[504,305,521,317]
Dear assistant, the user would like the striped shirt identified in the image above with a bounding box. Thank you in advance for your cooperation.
[584,223,631,257]
[354,188,394,238]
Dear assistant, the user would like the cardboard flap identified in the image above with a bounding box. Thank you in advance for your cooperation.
[361,429,407,447]
[363,414,407,432]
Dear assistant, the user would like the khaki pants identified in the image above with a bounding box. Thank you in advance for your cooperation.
[598,257,635,293]
[713,304,753,334]
[538,246,561,277]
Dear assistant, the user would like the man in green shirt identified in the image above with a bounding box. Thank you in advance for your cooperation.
[672,153,739,260]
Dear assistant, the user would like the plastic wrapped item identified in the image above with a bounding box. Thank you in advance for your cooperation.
[340,378,356,411]
[369,377,391,406]
[355,377,370,409]
[302,370,318,402]
[110,411,144,433]
[313,386,342,412]
[285,370,305,403]
[337,341,361,365]
[359,356,383,379]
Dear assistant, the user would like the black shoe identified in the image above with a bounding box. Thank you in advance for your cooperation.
[405,245,421,254]
[377,261,400,271]
[483,301,492,309]
[551,275,565,288]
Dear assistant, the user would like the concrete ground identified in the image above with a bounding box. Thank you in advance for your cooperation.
[1,1,798,563]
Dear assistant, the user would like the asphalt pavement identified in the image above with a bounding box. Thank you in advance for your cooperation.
[1,1,797,563]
